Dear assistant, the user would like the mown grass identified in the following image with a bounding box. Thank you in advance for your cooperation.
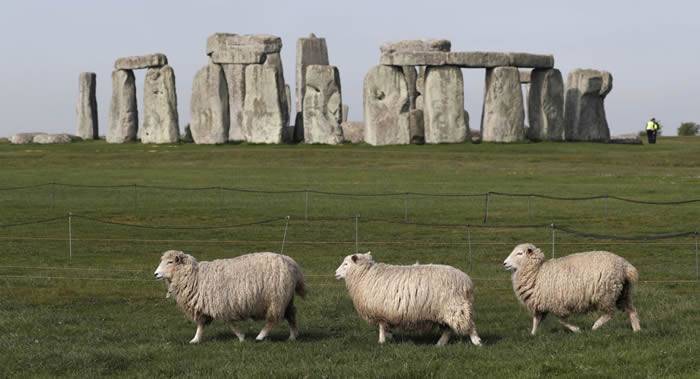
[0,138,698,378]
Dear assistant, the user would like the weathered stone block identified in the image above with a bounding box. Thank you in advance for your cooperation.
[380,51,448,66]
[207,33,282,64]
[114,53,167,70]
[380,39,451,54]
[424,66,467,143]
[302,65,343,144]
[341,121,364,143]
[10,132,46,144]
[564,69,613,142]
[296,34,329,113]
[363,65,410,145]
[142,65,179,144]
[107,69,138,143]
[221,64,246,142]
[481,67,526,142]
[243,64,285,144]
[76,72,98,140]
[527,68,565,141]
[190,63,229,144]
[33,133,74,144]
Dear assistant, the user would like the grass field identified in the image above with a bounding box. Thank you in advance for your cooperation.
[0,138,698,377]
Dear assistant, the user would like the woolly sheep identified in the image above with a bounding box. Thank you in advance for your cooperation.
[154,250,306,344]
[503,243,640,335]
[335,252,481,346]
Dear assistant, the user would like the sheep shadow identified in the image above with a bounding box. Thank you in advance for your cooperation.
[206,329,336,343]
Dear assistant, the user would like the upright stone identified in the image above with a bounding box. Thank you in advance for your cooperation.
[303,65,343,144]
[424,66,467,143]
[142,65,179,144]
[243,64,285,144]
[221,64,246,141]
[264,53,290,128]
[564,69,613,142]
[363,65,410,145]
[107,69,138,143]
[295,34,329,141]
[190,63,229,144]
[481,67,525,142]
[342,104,349,122]
[527,68,565,141]
[76,72,98,140]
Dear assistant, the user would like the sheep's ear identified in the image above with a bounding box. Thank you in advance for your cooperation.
[366,251,372,256]
[351,255,358,263]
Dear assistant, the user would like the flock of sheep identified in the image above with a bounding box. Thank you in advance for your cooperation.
[153,243,641,346]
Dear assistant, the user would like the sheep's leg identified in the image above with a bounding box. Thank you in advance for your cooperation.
[436,329,451,346]
[378,322,391,344]
[531,312,546,335]
[592,313,614,330]
[189,322,205,344]
[627,305,641,332]
[230,324,245,342]
[558,319,581,333]
[468,326,482,346]
[284,302,298,341]
[255,321,277,341]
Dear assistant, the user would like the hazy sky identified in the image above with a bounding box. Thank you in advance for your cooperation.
[1,0,698,137]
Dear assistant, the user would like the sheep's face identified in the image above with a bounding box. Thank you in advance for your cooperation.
[154,250,192,280]
[503,243,544,272]
[335,252,374,280]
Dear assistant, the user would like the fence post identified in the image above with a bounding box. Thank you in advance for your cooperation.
[280,216,290,254]
[304,190,309,221]
[68,212,73,261]
[466,225,472,271]
[355,214,360,254]
[551,223,556,258]
[482,192,490,224]
[403,192,409,223]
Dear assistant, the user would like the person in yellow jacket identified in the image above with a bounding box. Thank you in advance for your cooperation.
[646,118,660,144]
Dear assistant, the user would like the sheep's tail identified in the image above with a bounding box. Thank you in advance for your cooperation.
[295,276,307,299]
[624,262,639,284]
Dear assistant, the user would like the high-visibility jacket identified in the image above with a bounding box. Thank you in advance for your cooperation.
[646,121,659,131]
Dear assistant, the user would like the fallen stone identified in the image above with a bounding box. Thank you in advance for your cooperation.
[564,69,613,142]
[76,72,98,140]
[610,134,642,145]
[303,65,343,144]
[380,39,451,54]
[114,53,167,70]
[243,64,285,144]
[33,133,74,144]
[341,121,364,143]
[221,64,246,142]
[10,132,46,144]
[190,63,229,144]
[107,69,138,143]
[142,65,179,144]
[481,67,526,142]
[527,68,565,141]
[207,33,282,64]
[363,65,410,145]
[423,66,467,143]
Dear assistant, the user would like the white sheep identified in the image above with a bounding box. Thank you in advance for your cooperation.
[154,250,306,344]
[503,243,641,335]
[335,252,481,346]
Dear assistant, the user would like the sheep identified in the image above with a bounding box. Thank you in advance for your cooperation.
[154,250,306,344]
[335,252,481,346]
[503,243,640,335]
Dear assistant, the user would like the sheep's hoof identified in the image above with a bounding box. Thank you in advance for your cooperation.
[470,337,482,346]
[570,326,581,333]
[189,339,200,344]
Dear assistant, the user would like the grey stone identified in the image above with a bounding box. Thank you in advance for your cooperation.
[380,51,448,66]
[382,51,554,68]
[302,65,343,144]
[342,104,349,123]
[527,68,565,141]
[221,64,246,142]
[10,132,46,144]
[263,53,290,128]
[190,63,229,144]
[243,64,286,144]
[423,66,467,143]
[363,65,410,145]
[296,35,329,113]
[207,33,282,64]
[610,134,642,145]
[114,53,167,70]
[519,70,532,83]
[341,121,364,143]
[142,65,179,144]
[181,124,193,143]
[379,39,451,54]
[33,133,74,144]
[107,69,138,143]
[564,69,613,142]
[403,66,418,110]
[76,72,98,140]
[481,67,526,142]
[408,109,425,144]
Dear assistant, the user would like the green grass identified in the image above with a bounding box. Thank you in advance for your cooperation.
[0,138,698,378]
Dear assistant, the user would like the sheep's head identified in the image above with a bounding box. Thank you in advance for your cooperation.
[335,251,374,280]
[503,243,544,272]
[154,250,197,280]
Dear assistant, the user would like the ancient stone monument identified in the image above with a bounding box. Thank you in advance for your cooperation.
[527,68,565,141]
[191,63,229,144]
[108,53,177,144]
[564,69,613,142]
[242,65,286,144]
[303,65,343,144]
[295,34,329,142]
[424,66,467,143]
[481,67,526,142]
[363,65,410,145]
[76,72,98,140]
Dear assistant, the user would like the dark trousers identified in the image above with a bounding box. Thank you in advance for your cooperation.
[646,130,657,144]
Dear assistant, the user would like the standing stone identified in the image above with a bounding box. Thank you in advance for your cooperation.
[408,109,425,144]
[303,65,343,144]
[263,52,290,128]
[108,69,138,143]
[190,63,229,144]
[243,64,285,144]
[342,104,349,122]
[363,65,410,145]
[424,66,467,143]
[403,66,418,110]
[142,65,179,144]
[295,34,329,142]
[76,72,98,140]
[221,64,246,142]
[564,69,613,142]
[481,67,526,142]
[527,68,565,141]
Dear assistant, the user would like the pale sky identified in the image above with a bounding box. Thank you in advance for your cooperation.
[1,0,698,137]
